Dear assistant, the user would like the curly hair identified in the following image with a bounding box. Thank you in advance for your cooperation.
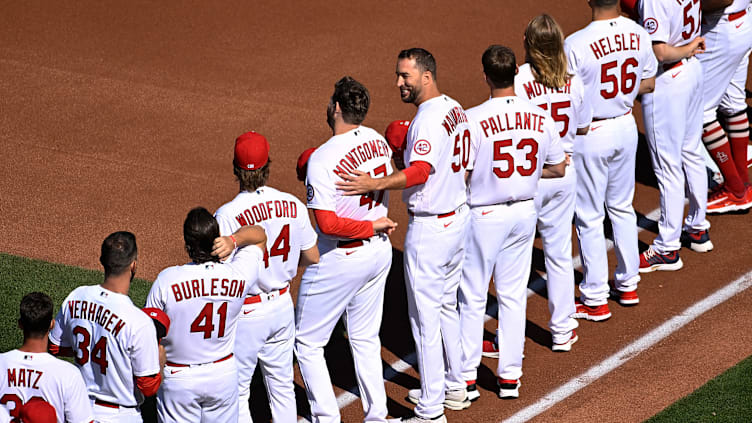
[524,14,571,89]
[330,76,370,125]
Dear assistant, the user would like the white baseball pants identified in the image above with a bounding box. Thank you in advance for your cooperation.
[236,291,296,423]
[574,112,641,304]
[719,47,752,116]
[158,356,239,423]
[535,165,579,344]
[90,401,142,423]
[459,201,536,382]
[642,57,709,255]
[404,205,468,418]
[295,235,392,423]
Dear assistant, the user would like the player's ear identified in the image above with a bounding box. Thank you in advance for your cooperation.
[515,64,519,75]
[49,319,55,332]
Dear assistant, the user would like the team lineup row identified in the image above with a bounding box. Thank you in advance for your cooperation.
[2,0,751,422]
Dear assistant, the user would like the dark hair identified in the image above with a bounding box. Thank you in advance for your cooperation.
[184,207,220,264]
[482,45,517,89]
[19,292,53,338]
[398,48,437,80]
[100,231,137,276]
[234,159,271,192]
[593,0,618,7]
[331,76,370,125]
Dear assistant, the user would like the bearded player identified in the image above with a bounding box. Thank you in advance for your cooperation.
[565,0,657,319]
[146,207,266,423]
[49,232,163,422]
[295,76,396,423]
[2,292,93,423]
[214,131,319,423]
[338,49,472,423]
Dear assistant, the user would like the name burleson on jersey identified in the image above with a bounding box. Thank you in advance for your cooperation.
[332,139,392,177]
[479,111,547,137]
[67,300,126,336]
[170,278,246,302]
[590,32,641,59]
[235,199,298,227]
[6,368,43,389]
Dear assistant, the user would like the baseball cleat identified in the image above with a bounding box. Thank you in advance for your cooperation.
[609,283,639,306]
[680,229,714,253]
[551,330,579,352]
[466,381,480,401]
[572,302,612,321]
[639,247,683,272]
[388,413,447,423]
[482,340,499,358]
[497,378,521,399]
[407,388,471,410]
[706,185,752,213]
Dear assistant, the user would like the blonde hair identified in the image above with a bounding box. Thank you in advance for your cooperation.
[524,14,570,89]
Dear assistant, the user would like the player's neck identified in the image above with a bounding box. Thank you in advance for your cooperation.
[332,121,359,136]
[415,86,441,106]
[490,87,515,98]
[101,273,131,296]
[592,7,620,21]
[19,336,49,353]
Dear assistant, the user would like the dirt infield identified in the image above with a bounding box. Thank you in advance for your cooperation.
[2,1,751,422]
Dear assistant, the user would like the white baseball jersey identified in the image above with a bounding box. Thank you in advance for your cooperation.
[719,0,750,14]
[306,125,392,239]
[514,63,591,153]
[402,94,471,214]
[639,0,701,53]
[215,186,317,293]
[145,246,262,365]
[465,96,565,206]
[0,350,93,423]
[49,286,160,407]
[565,16,658,119]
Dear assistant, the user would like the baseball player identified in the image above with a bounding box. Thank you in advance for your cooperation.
[565,0,658,318]
[49,232,163,423]
[509,14,590,353]
[700,0,752,213]
[1,292,93,423]
[337,49,472,423]
[214,131,319,423]
[635,0,712,272]
[460,44,566,401]
[295,76,396,423]
[145,207,266,423]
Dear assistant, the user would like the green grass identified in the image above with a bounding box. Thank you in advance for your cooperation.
[0,252,153,353]
[646,355,752,422]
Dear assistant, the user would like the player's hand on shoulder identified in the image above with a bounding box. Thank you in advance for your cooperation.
[336,170,376,195]
[212,236,236,261]
[372,216,398,235]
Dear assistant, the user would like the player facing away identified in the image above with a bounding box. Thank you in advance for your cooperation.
[565,0,658,319]
[512,14,591,352]
[635,0,712,272]
[295,76,396,423]
[49,232,163,423]
[460,45,567,401]
[145,207,266,423]
[214,131,319,423]
[1,292,94,423]
[337,49,472,423]
[700,0,752,213]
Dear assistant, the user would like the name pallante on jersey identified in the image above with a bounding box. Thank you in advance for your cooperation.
[331,138,392,177]
[589,32,642,59]
[477,110,547,137]
[232,199,298,227]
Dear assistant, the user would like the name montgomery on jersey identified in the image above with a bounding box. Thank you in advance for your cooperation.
[66,300,127,336]
[331,138,392,176]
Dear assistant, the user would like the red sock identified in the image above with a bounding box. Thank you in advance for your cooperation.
[723,111,750,185]
[703,119,745,196]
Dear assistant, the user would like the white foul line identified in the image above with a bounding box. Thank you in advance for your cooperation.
[503,270,752,423]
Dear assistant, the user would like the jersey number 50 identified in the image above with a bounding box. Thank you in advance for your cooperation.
[452,129,471,172]
[600,58,638,99]
[493,138,539,178]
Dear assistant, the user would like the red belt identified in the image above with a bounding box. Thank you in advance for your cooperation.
[592,109,632,122]
[244,286,288,304]
[730,10,746,21]
[663,59,685,72]
[338,239,365,248]
[166,353,233,368]
[94,399,136,409]
[408,210,457,218]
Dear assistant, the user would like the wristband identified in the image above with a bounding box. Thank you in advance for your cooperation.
[230,235,238,249]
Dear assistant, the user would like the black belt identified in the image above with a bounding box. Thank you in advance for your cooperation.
[93,399,137,409]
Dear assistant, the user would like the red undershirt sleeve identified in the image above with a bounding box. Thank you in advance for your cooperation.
[136,373,162,397]
[403,161,431,188]
[48,342,74,357]
[313,209,374,239]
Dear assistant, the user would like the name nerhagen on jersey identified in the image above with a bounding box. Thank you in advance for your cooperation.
[307,126,392,240]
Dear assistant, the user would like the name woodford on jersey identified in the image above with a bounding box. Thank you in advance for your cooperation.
[332,139,391,176]
[67,300,126,336]
[234,199,298,227]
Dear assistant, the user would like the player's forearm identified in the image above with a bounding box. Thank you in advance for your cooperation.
[374,170,408,190]
[651,42,694,63]
[299,246,320,267]
[638,77,655,95]
[232,225,267,249]
[313,209,374,239]
[541,161,566,178]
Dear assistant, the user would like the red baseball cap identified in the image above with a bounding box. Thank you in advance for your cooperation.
[142,307,170,339]
[385,120,410,153]
[234,131,270,170]
[19,398,57,423]
[296,147,317,182]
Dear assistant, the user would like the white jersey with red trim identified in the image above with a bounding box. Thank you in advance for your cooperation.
[466,96,565,206]
[639,0,701,50]
[720,0,750,15]
[0,350,93,423]
[145,246,262,365]
[402,94,471,215]
[49,285,160,407]
[306,125,392,240]
[514,63,591,153]
[215,186,317,293]
[565,16,658,119]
